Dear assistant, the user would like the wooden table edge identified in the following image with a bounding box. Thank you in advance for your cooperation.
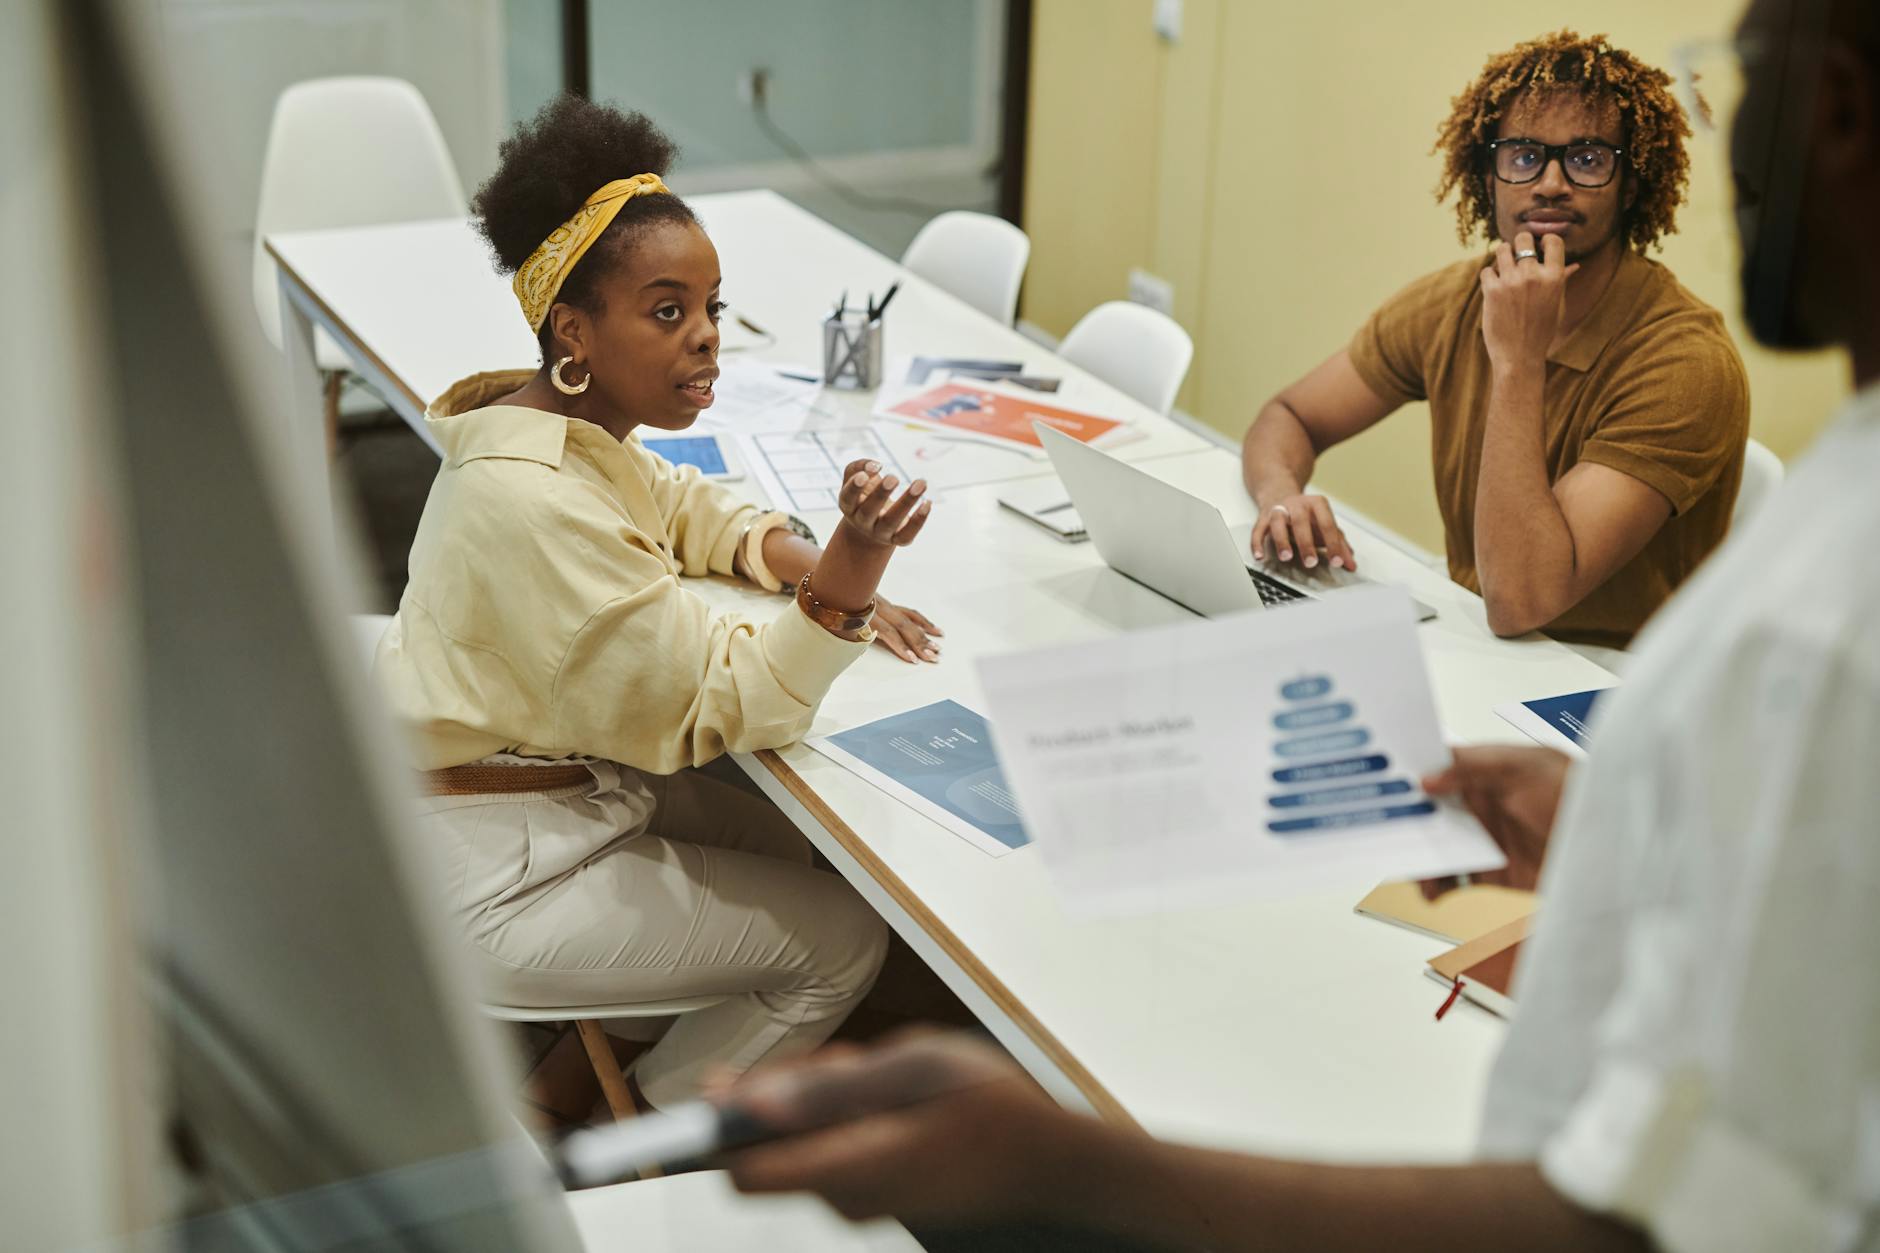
[752,747,1141,1131]
[264,237,429,418]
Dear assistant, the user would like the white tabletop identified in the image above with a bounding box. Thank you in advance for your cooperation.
[265,189,1209,482]
[566,1170,919,1252]
[271,192,1613,1162]
[694,448,1613,1162]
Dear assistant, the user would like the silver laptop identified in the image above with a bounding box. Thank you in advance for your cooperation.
[1033,422,1437,621]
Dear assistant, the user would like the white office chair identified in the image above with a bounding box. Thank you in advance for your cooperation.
[254,77,468,438]
[1058,300,1195,415]
[487,999,728,1126]
[350,614,725,1126]
[1562,438,1786,676]
[900,210,1030,324]
[1734,437,1784,532]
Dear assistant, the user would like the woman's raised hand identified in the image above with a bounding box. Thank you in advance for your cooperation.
[837,460,932,548]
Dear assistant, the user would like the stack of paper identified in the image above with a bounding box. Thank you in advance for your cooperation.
[697,359,825,433]
[875,380,1132,456]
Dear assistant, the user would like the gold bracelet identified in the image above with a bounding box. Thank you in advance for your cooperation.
[738,510,790,592]
[796,574,876,641]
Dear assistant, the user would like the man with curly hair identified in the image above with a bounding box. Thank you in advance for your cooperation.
[1242,31,1749,650]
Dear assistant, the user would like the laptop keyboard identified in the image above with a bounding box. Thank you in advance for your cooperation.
[1250,568,1310,608]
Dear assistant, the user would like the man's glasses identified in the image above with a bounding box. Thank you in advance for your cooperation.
[1483,139,1626,188]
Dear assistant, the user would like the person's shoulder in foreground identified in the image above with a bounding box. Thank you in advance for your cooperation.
[1479,380,1880,1251]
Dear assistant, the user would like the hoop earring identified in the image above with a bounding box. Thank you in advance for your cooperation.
[551,356,590,396]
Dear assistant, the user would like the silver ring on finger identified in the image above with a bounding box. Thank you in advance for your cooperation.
[1514,248,1539,262]
[1269,504,1291,519]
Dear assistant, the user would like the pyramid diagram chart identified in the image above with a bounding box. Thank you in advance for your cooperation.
[1265,672,1436,835]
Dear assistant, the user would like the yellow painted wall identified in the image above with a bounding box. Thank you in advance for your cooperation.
[1022,1,1850,553]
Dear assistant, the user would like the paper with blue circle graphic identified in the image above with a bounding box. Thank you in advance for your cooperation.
[811,700,1030,859]
[975,585,1505,913]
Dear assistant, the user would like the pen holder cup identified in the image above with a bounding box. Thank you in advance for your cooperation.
[821,312,883,390]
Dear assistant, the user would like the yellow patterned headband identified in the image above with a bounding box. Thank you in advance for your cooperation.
[512,173,673,333]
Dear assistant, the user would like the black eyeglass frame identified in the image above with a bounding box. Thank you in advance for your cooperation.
[1482,138,1629,188]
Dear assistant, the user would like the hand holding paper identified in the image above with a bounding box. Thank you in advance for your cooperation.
[975,586,1504,913]
[1418,745,1569,898]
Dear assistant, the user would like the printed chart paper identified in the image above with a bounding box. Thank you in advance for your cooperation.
[903,355,1022,384]
[742,426,911,514]
[876,380,1126,453]
[899,354,1062,392]
[976,586,1504,913]
[810,701,1031,858]
[1494,688,1612,759]
[695,359,825,433]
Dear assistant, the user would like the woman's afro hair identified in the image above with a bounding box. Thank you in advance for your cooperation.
[472,94,697,328]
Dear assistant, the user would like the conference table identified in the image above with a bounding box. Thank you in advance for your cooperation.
[268,190,1615,1164]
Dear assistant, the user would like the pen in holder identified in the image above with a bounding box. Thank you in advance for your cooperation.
[822,308,883,390]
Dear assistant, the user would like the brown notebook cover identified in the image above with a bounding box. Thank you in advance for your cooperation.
[1355,880,1536,945]
[1427,916,1532,1018]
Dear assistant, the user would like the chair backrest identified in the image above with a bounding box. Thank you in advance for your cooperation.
[352,612,394,669]
[899,210,1030,325]
[253,76,467,347]
[1057,300,1195,416]
[1734,438,1784,532]
[1576,439,1785,674]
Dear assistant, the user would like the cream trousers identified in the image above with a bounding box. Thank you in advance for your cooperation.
[417,759,888,1107]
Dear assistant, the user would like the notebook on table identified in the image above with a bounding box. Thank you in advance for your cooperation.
[996,476,1088,542]
[1425,915,1532,1019]
[1354,880,1536,945]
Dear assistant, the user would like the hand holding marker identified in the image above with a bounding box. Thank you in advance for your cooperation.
[556,1037,996,1184]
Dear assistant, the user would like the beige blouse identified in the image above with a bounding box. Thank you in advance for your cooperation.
[375,370,865,772]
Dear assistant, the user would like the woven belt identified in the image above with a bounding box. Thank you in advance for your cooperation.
[422,762,594,797]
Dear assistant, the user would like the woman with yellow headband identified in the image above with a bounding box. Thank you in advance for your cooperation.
[374,98,936,1111]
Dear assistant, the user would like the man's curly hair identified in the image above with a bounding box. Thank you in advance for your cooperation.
[1433,30,1693,253]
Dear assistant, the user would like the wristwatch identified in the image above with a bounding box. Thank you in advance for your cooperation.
[782,514,817,545]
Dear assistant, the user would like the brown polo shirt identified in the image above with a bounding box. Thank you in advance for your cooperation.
[1348,249,1749,648]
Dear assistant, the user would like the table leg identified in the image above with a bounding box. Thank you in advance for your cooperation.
[276,270,336,537]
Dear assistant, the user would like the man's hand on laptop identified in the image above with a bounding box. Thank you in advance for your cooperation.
[1250,491,1357,572]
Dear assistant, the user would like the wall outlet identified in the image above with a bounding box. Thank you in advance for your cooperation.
[737,67,770,107]
[1153,0,1182,43]
[1128,267,1176,317]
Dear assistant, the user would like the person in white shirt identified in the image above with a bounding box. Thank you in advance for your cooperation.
[711,1,1880,1248]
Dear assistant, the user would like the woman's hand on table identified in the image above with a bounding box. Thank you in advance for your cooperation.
[761,469,941,656]
[798,461,933,622]
[871,597,943,664]
[840,460,943,660]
